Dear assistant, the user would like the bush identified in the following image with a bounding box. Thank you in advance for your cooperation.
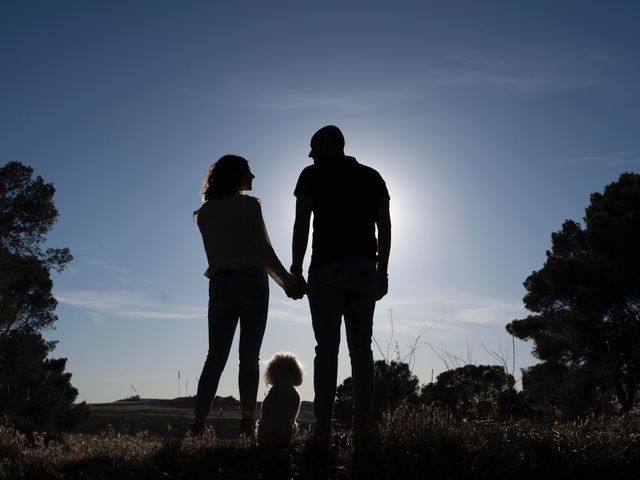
[520,362,619,419]
[0,331,90,432]
[335,360,420,423]
[422,364,523,417]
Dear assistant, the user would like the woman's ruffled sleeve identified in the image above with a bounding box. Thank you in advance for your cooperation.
[245,197,291,288]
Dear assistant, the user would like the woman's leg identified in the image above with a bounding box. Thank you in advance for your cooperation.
[237,269,269,414]
[194,276,240,420]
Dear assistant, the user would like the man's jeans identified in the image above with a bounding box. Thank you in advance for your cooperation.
[308,257,377,425]
[195,267,268,418]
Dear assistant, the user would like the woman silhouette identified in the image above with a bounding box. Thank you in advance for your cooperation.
[191,155,303,438]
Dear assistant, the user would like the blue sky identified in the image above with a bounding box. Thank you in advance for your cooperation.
[2,0,639,403]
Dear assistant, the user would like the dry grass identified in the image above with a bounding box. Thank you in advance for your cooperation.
[0,426,162,479]
[2,406,640,479]
[380,403,640,479]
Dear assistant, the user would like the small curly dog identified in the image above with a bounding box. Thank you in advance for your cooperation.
[257,352,303,448]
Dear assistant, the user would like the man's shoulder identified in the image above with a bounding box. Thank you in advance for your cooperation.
[358,164,383,178]
[294,165,317,196]
[353,161,384,180]
[298,164,317,177]
[352,161,390,199]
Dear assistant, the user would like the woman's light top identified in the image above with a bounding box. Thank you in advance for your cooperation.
[195,194,289,287]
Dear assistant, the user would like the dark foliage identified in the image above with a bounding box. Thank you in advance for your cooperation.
[422,364,522,417]
[0,250,58,335]
[334,360,420,423]
[507,173,640,415]
[0,331,90,431]
[0,161,72,336]
[0,161,83,432]
[520,362,618,419]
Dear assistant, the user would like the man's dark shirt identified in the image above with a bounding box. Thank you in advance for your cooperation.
[294,155,390,271]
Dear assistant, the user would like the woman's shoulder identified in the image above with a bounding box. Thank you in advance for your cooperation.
[197,195,262,225]
[237,195,263,213]
[202,194,260,207]
[239,194,261,204]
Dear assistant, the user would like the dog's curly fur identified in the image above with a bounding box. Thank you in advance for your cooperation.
[258,352,303,448]
[264,352,304,387]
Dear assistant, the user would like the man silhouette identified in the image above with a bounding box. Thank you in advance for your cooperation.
[291,125,391,435]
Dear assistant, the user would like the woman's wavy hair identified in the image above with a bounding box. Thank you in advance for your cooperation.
[202,155,250,201]
[264,352,304,387]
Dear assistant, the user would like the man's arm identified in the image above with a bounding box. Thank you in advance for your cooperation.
[375,197,391,300]
[291,195,313,283]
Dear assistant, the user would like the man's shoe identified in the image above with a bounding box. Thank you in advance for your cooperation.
[311,419,332,447]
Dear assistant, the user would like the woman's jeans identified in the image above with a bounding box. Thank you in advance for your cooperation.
[195,267,268,418]
[307,258,377,426]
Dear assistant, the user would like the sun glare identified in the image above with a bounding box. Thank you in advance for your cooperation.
[370,161,421,257]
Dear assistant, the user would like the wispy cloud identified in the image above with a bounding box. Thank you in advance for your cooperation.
[242,47,607,110]
[56,289,205,321]
[172,44,622,114]
[270,287,525,333]
[58,283,524,331]
[255,87,420,111]
[85,258,131,274]
[80,257,133,284]
[169,82,421,111]
[268,297,312,324]
[562,152,640,167]
[379,288,526,330]
[426,49,601,94]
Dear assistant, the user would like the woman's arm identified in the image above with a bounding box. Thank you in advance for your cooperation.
[246,198,294,289]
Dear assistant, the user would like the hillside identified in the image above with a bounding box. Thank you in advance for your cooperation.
[78,397,315,438]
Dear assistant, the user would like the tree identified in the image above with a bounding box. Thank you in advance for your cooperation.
[0,332,90,431]
[335,360,420,423]
[519,362,617,418]
[1,161,72,335]
[422,364,520,417]
[507,173,640,413]
[0,161,86,431]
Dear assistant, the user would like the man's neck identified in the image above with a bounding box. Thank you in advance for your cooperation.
[313,153,351,165]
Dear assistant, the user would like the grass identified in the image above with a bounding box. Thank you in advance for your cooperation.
[2,404,640,479]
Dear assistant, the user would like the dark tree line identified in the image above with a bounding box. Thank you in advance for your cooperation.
[335,360,521,423]
[0,161,88,431]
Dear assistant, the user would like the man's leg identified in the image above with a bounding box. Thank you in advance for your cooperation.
[343,260,377,426]
[307,266,344,428]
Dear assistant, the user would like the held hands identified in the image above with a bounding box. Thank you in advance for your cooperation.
[285,273,307,300]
